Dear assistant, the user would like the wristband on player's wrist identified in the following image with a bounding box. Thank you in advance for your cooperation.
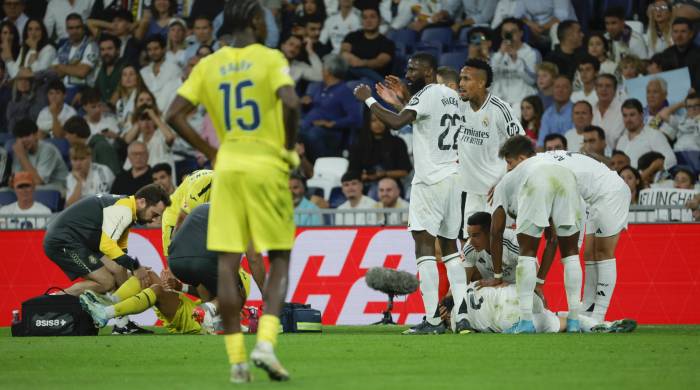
[182,284,191,294]
[493,273,503,279]
[536,278,545,285]
[364,97,377,108]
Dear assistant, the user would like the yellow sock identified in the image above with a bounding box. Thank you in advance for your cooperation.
[113,276,142,302]
[257,315,280,347]
[224,333,247,365]
[113,288,157,317]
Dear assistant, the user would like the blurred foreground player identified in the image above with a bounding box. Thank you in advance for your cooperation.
[166,0,301,382]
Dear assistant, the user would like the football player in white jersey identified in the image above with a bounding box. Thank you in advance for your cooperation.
[353,53,469,334]
[462,212,519,284]
[456,59,524,241]
[491,135,584,334]
[534,150,631,322]
[447,282,637,334]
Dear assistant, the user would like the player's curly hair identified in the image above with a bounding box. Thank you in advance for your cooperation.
[463,59,493,88]
[224,0,264,33]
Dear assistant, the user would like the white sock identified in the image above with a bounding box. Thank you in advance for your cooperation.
[561,255,583,321]
[516,256,537,322]
[113,315,128,326]
[105,306,116,319]
[106,292,119,303]
[582,261,597,313]
[204,301,217,314]
[417,256,441,325]
[578,314,599,333]
[443,252,468,322]
[592,259,617,322]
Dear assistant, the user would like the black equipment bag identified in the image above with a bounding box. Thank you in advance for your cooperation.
[280,302,322,333]
[11,287,99,337]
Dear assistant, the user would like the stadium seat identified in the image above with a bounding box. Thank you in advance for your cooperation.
[439,51,468,72]
[420,27,453,50]
[602,0,633,18]
[175,157,199,183]
[414,42,441,60]
[33,190,62,212]
[306,157,349,201]
[572,0,592,34]
[0,191,17,206]
[0,132,12,146]
[457,26,473,45]
[387,28,419,54]
[45,137,71,167]
[675,151,700,174]
[329,186,346,208]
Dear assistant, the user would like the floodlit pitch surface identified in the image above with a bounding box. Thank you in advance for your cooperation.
[1,326,698,389]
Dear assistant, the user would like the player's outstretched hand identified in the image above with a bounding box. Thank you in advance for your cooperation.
[376,82,402,109]
[384,75,409,102]
[476,278,506,290]
[353,84,372,101]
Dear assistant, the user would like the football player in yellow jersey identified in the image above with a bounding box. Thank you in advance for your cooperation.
[166,0,300,383]
[161,169,213,257]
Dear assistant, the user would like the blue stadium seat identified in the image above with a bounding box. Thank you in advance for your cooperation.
[675,151,700,174]
[420,27,453,50]
[387,28,419,55]
[0,133,12,146]
[457,26,473,45]
[45,137,71,167]
[34,190,62,212]
[329,186,346,208]
[572,0,592,34]
[439,51,468,72]
[414,42,441,60]
[175,157,199,183]
[0,191,17,206]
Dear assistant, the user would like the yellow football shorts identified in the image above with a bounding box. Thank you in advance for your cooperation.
[207,167,295,253]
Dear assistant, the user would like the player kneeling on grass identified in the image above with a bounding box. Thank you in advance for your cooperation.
[440,282,636,334]
[80,268,251,334]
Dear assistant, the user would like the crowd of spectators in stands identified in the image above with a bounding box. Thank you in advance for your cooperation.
[0,0,699,227]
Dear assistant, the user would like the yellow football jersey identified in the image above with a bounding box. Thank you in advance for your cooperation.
[161,169,213,256]
[177,44,294,173]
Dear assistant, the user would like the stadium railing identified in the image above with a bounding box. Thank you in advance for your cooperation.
[0,205,697,230]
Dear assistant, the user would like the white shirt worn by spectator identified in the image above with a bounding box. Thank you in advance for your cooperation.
[44,0,95,41]
[445,0,497,25]
[376,197,409,225]
[320,10,361,54]
[6,45,58,79]
[663,116,700,151]
[0,201,52,229]
[617,125,677,169]
[491,0,519,29]
[458,93,525,195]
[513,0,575,25]
[463,227,519,284]
[140,60,183,112]
[379,0,418,31]
[570,88,598,107]
[290,52,323,83]
[490,43,540,114]
[335,195,378,225]
[564,128,584,151]
[36,104,78,133]
[66,162,115,200]
[606,30,649,62]
[592,97,625,148]
[87,114,120,137]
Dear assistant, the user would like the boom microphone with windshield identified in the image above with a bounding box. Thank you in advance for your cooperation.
[365,267,419,325]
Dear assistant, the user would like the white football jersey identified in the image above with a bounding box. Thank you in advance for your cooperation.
[460,282,521,333]
[402,84,460,185]
[458,94,524,194]
[463,228,519,283]
[534,151,625,204]
[491,156,546,219]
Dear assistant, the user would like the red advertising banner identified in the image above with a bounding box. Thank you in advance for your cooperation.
[1,224,699,326]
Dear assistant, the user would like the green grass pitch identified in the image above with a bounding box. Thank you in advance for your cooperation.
[1,325,699,389]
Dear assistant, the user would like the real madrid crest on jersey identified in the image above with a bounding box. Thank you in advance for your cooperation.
[482,117,489,128]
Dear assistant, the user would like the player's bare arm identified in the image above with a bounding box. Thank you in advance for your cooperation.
[166,96,218,162]
[353,84,416,129]
[277,85,300,151]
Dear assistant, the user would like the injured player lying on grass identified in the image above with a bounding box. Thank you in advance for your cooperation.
[439,282,637,334]
[79,268,252,334]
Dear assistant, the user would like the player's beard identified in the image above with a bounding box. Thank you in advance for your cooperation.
[407,77,426,96]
